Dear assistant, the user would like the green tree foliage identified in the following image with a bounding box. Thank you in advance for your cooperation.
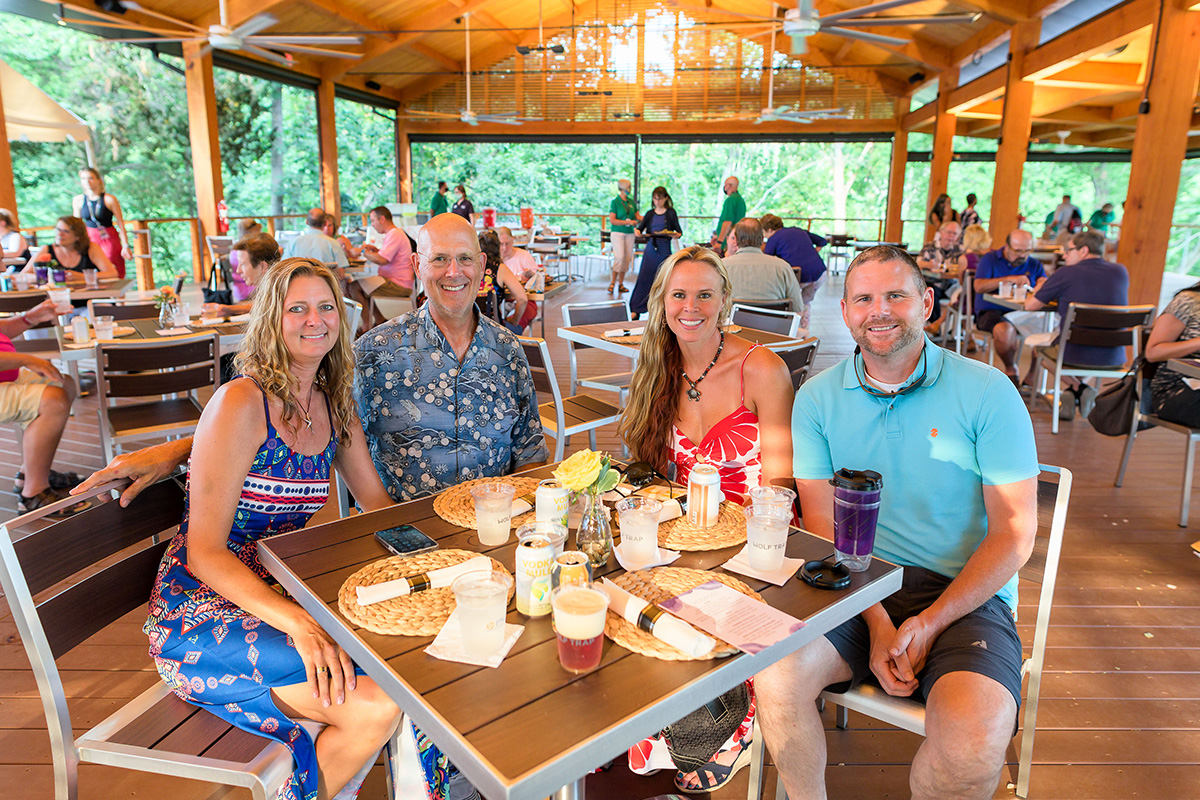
[334,99,397,214]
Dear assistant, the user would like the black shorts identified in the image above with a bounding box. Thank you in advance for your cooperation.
[974,308,1010,333]
[823,566,1024,711]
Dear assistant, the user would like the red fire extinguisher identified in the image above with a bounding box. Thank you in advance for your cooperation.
[216,199,230,235]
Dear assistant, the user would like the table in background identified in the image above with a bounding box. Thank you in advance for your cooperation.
[1168,358,1200,381]
[560,320,807,360]
[0,277,133,305]
[527,280,567,338]
[53,315,247,368]
[260,463,901,800]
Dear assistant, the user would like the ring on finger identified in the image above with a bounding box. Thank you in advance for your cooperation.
[316,666,329,675]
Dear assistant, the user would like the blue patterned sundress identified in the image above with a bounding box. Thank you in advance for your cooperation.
[144,383,337,800]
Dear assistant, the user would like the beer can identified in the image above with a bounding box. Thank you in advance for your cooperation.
[515,533,555,617]
[687,464,722,528]
[535,478,570,528]
[551,550,593,590]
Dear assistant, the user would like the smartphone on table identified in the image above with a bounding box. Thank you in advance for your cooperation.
[374,524,439,558]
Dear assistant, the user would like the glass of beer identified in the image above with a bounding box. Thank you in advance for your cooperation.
[550,583,608,673]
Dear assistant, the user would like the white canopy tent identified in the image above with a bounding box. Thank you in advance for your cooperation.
[1,57,92,156]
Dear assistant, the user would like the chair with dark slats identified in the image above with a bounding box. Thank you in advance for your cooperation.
[562,300,633,405]
[87,299,159,321]
[747,465,1073,800]
[731,298,794,313]
[95,331,220,462]
[773,336,820,391]
[0,478,303,800]
[519,335,622,461]
[730,304,803,337]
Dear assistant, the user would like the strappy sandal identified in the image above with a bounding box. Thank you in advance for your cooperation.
[607,280,616,293]
[17,487,94,519]
[14,469,83,493]
[672,737,753,794]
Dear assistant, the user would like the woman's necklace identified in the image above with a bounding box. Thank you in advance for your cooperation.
[297,384,316,430]
[681,330,724,402]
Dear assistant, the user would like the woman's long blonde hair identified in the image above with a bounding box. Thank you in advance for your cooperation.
[232,258,356,444]
[618,246,734,471]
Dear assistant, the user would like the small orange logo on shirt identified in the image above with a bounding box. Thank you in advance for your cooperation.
[930,428,939,438]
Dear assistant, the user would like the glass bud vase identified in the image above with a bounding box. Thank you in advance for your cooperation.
[576,486,613,567]
[158,302,174,328]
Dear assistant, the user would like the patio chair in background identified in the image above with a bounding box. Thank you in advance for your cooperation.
[1030,303,1155,433]
[1115,349,1200,527]
[519,336,621,461]
[731,298,795,313]
[773,336,820,391]
[87,299,158,320]
[730,304,803,337]
[561,300,634,405]
[96,331,219,462]
[747,465,1072,800]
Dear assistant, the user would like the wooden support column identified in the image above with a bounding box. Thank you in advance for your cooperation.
[131,219,153,291]
[316,79,340,219]
[0,77,17,228]
[925,67,958,242]
[1118,1,1200,307]
[183,41,223,284]
[989,19,1041,240]
[635,14,645,120]
[397,125,413,204]
[885,100,909,243]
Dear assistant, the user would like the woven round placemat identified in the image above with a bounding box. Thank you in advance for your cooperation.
[432,476,542,529]
[658,501,747,551]
[605,324,741,347]
[337,549,512,636]
[604,567,761,661]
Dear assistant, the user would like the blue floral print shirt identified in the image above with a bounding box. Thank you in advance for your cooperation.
[353,305,549,501]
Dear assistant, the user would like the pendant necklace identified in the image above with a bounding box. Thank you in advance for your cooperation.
[681,330,724,402]
[297,384,316,430]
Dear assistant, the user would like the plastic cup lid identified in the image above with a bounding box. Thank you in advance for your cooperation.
[829,468,883,492]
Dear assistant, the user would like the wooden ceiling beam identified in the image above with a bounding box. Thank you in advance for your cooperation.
[301,0,393,35]
[948,0,1028,25]
[1035,61,1144,91]
[396,117,897,135]
[327,0,504,81]
[947,66,1006,112]
[408,42,463,72]
[1022,0,1156,80]
[195,0,289,28]
[765,30,910,97]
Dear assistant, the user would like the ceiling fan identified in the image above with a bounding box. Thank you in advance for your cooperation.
[55,0,364,67]
[675,0,981,56]
[706,6,850,124]
[402,13,540,126]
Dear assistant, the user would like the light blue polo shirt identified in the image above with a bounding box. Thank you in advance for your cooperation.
[792,337,1039,610]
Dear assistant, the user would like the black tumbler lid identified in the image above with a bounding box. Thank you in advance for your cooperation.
[830,468,883,491]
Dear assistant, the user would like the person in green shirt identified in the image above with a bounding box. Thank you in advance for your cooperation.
[710,176,746,253]
[1088,203,1116,235]
[608,178,640,294]
[430,181,449,216]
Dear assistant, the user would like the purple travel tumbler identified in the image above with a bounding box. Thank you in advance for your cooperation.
[830,469,883,572]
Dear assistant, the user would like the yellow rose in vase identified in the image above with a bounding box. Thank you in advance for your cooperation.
[553,449,605,492]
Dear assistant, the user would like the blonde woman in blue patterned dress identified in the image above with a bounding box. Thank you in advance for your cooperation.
[144,259,401,800]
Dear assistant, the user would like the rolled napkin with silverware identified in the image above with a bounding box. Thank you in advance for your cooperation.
[600,577,715,658]
[356,555,492,605]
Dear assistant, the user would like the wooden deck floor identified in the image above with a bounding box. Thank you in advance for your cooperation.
[2,269,1198,799]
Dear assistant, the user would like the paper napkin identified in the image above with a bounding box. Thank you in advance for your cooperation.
[424,608,523,668]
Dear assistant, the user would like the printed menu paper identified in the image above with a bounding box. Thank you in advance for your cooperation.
[658,579,804,655]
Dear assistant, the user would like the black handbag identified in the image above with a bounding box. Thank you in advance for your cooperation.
[202,257,234,306]
[1087,357,1154,436]
[661,682,750,772]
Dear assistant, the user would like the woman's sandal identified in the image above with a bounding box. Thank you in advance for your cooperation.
[607,280,616,294]
[672,737,753,794]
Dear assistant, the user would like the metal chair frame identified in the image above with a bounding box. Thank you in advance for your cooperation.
[519,335,622,461]
[772,336,820,391]
[749,465,1072,800]
[1030,303,1156,433]
[95,331,220,463]
[1115,350,1200,527]
[561,300,634,405]
[730,304,803,337]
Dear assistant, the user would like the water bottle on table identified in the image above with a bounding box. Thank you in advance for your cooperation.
[830,468,883,572]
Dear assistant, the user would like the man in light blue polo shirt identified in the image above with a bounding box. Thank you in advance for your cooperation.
[755,245,1039,800]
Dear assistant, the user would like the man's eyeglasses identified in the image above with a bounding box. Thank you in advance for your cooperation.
[1063,245,1078,253]
[421,254,477,268]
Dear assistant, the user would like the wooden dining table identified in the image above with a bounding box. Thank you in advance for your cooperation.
[559,320,806,359]
[259,463,902,800]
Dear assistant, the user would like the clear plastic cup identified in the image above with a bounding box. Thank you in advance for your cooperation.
[615,496,662,567]
[93,315,115,340]
[471,483,516,546]
[84,269,100,289]
[515,520,567,556]
[744,506,790,572]
[452,570,512,659]
[47,288,71,314]
[550,583,608,673]
[172,301,191,326]
[748,485,797,520]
